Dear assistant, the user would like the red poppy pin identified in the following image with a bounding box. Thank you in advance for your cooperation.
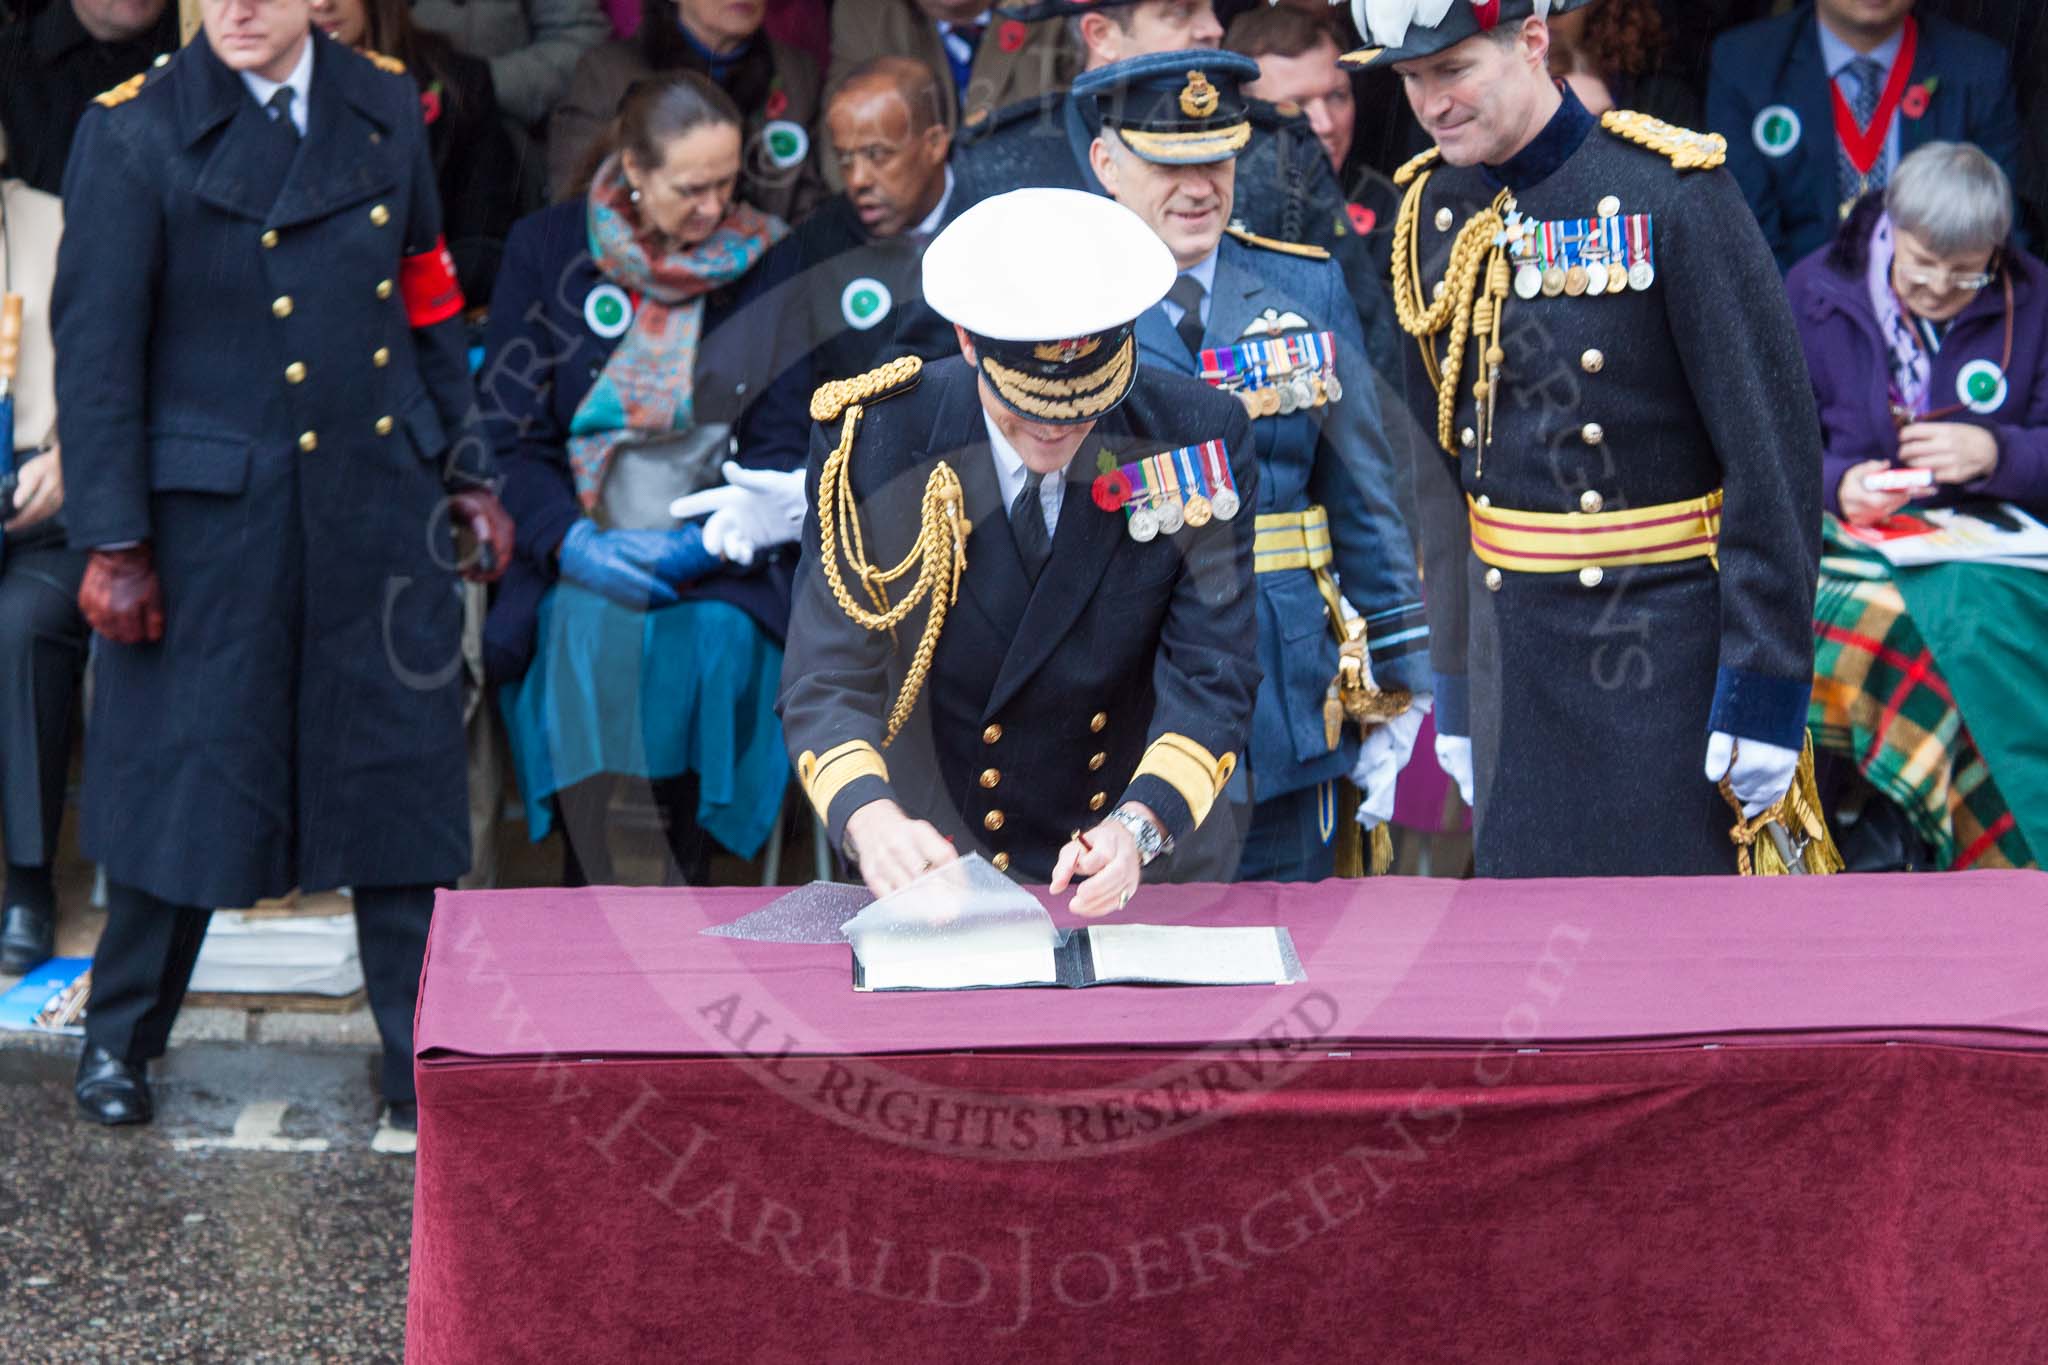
[766,87,789,119]
[998,19,1026,52]
[1901,76,1937,120]
[1092,469,1132,513]
[419,82,443,125]
[1346,203,1375,234]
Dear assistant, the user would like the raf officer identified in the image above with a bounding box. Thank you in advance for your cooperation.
[1354,1,1830,876]
[1081,50,1431,881]
[778,187,1260,915]
[54,0,514,1134]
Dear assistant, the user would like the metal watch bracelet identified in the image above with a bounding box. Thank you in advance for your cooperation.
[1110,804,1170,866]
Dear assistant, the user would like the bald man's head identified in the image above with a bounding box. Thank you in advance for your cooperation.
[827,56,953,238]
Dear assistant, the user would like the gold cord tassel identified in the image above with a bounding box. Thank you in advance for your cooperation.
[1722,735,1844,876]
[1389,179,1516,456]
[1368,823,1393,877]
[810,357,969,746]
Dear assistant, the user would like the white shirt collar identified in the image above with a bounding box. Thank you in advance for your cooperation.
[983,407,1067,536]
[912,166,957,239]
[241,34,316,135]
[1181,244,1220,295]
[1816,17,1905,82]
[937,12,990,35]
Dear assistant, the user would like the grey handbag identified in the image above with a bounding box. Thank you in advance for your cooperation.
[596,422,734,530]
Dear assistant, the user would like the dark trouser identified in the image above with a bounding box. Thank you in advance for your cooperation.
[1233,780,1339,883]
[556,773,712,887]
[87,880,435,1103]
[0,531,88,866]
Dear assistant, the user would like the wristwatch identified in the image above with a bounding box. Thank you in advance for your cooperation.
[1109,804,1171,867]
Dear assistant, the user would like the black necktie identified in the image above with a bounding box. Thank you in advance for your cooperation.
[1010,470,1051,583]
[267,86,300,143]
[1166,273,1207,357]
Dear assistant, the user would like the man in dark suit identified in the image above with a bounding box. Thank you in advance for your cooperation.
[53,0,514,1134]
[1706,0,2022,270]
[0,0,175,193]
[760,56,959,392]
[778,187,1260,914]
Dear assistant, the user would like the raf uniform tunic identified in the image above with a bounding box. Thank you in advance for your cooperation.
[1137,229,1428,880]
[53,32,492,909]
[778,357,1261,881]
[1396,91,1822,876]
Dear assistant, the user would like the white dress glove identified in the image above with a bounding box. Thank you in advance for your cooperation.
[1434,732,1474,808]
[1352,695,1432,830]
[669,461,808,567]
[1704,730,1799,818]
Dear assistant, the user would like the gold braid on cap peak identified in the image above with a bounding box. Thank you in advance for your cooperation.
[982,336,1134,422]
[1601,110,1727,171]
[1390,171,1515,459]
[810,354,965,745]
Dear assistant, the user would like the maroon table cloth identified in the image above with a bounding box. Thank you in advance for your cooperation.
[407,873,2048,1364]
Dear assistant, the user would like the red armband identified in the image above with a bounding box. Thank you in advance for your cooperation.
[399,236,464,327]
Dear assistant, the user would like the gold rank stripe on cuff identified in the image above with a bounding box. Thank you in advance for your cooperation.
[1132,734,1237,830]
[1467,490,1724,573]
[798,741,890,822]
[1252,507,1333,573]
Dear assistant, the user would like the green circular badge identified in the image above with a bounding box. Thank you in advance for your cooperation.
[764,120,809,171]
[583,283,632,339]
[1957,359,2009,414]
[1752,105,1802,158]
[840,277,892,331]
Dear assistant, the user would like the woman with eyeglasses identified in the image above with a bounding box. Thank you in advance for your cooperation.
[1787,140,2046,873]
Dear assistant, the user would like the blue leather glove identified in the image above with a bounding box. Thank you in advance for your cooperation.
[556,520,718,608]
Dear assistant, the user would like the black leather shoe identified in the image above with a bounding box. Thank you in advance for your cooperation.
[0,903,53,975]
[75,1045,152,1126]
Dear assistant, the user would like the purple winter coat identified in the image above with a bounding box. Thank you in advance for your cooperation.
[1787,199,2048,518]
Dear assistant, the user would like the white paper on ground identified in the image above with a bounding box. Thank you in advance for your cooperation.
[1085,925,1292,985]
[189,912,366,997]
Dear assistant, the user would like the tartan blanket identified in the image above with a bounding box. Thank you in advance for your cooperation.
[1811,521,2035,870]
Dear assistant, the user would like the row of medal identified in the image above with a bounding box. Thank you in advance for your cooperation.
[1508,211,1657,300]
[1090,439,1241,542]
[1198,331,1343,418]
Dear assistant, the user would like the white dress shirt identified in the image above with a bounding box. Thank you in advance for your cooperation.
[240,35,316,135]
[985,409,1066,541]
[911,166,957,239]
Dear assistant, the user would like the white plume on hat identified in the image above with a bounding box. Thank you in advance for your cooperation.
[1349,0,1554,49]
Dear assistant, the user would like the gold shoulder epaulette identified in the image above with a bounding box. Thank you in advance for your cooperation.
[1393,146,1442,187]
[93,73,147,109]
[810,354,922,423]
[1601,110,1726,172]
[1224,225,1329,260]
[362,48,407,75]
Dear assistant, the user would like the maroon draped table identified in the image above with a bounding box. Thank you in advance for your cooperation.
[407,873,2048,1364]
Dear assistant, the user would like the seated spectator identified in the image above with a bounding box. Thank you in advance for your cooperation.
[410,0,609,132]
[309,0,523,305]
[0,0,175,195]
[827,0,1076,133]
[1792,141,2046,871]
[482,75,809,885]
[759,56,957,388]
[1707,0,2022,271]
[0,127,87,974]
[548,0,822,221]
[1547,0,1699,127]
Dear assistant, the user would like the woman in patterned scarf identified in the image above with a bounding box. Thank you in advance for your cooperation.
[481,74,813,884]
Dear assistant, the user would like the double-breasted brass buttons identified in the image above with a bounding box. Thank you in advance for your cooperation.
[1581,349,1604,374]
[272,296,293,318]
[261,229,279,249]
[992,852,1011,872]
[983,810,1005,832]
[369,204,390,227]
[1580,489,1604,514]
[979,768,1000,789]
[372,347,390,368]
[1088,792,1107,812]
[298,431,318,453]
[375,416,394,436]
[983,724,1003,745]
[375,279,394,300]
[284,362,306,384]
[1581,422,1605,446]
[1087,752,1105,772]
[1089,712,1107,733]
[1484,568,1503,592]
[1435,207,1454,232]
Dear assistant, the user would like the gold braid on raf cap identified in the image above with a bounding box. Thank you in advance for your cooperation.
[809,355,971,745]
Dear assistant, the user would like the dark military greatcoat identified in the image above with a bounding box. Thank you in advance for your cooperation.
[778,357,1261,882]
[54,32,492,908]
[1396,90,1822,876]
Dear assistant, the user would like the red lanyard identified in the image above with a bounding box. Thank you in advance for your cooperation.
[1832,17,1919,178]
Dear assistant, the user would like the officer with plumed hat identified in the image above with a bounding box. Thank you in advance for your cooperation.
[1353,0,1837,876]
[778,187,1260,915]
[1081,49,1433,881]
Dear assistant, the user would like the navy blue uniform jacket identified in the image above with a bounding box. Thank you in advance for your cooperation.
[53,32,491,907]
[1708,3,2022,271]
[777,358,1262,881]
[477,200,810,682]
[1136,233,1427,806]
